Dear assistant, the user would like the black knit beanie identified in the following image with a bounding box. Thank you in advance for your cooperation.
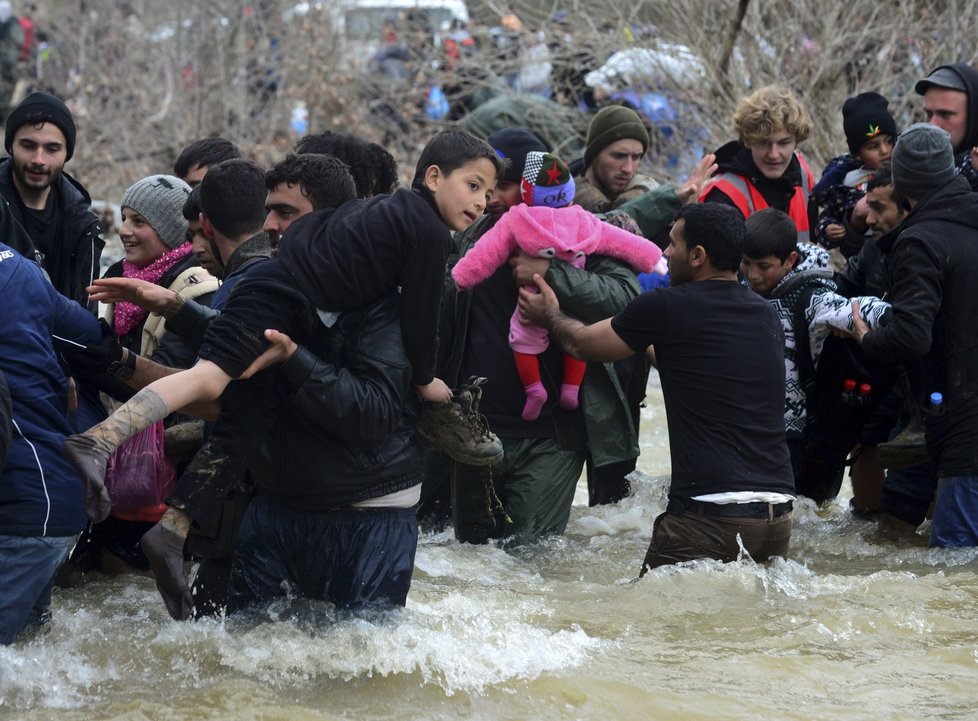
[842,92,898,156]
[488,127,548,182]
[584,105,649,169]
[4,92,77,160]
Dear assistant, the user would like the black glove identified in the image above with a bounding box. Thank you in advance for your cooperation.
[61,319,135,381]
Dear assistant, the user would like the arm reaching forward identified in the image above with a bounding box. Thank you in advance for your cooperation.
[517,273,634,363]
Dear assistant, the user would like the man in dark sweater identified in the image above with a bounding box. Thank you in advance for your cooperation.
[520,202,795,572]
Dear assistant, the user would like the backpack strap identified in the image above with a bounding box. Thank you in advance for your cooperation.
[792,283,818,398]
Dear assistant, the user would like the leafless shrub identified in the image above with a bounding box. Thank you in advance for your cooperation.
[23,0,978,201]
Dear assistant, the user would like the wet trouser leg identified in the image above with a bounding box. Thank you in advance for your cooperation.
[0,534,76,644]
[451,436,584,545]
[641,507,792,574]
[879,460,938,528]
[229,494,418,612]
[930,476,978,548]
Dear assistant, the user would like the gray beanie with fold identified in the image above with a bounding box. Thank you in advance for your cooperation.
[121,174,192,249]
[890,123,956,200]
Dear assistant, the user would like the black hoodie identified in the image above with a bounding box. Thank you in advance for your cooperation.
[863,175,978,476]
[703,140,807,216]
[920,63,978,157]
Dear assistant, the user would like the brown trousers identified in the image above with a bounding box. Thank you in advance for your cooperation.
[640,508,792,575]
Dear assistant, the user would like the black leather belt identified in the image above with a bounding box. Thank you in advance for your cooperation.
[667,497,793,519]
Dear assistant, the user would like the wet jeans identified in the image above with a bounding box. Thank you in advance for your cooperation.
[640,503,792,574]
[930,476,978,548]
[0,534,76,644]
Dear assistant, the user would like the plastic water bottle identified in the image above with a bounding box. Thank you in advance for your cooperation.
[842,378,857,406]
[290,101,309,136]
[930,392,943,409]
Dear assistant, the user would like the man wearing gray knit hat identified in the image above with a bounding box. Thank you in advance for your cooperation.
[573,104,658,214]
[889,123,956,200]
[849,120,978,550]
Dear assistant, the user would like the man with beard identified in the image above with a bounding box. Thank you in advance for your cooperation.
[915,62,978,191]
[519,202,795,571]
[0,92,102,310]
[573,105,658,214]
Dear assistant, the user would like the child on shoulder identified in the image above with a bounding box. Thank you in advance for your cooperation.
[812,92,897,257]
[64,129,505,533]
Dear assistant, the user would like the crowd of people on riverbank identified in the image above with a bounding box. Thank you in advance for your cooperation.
[3,53,978,645]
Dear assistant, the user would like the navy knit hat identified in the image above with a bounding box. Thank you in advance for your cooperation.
[121,175,192,249]
[488,127,548,183]
[4,92,77,160]
[842,92,898,156]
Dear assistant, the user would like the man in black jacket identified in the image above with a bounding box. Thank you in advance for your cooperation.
[851,123,978,548]
[0,92,103,310]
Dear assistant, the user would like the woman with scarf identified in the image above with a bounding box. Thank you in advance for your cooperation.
[71,175,218,574]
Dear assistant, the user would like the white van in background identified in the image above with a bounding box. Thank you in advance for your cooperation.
[288,0,470,68]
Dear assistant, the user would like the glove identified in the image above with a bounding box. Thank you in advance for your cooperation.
[62,319,135,380]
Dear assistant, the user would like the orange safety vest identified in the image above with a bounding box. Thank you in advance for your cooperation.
[701,153,815,242]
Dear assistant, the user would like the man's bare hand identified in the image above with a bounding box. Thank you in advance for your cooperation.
[87,277,177,313]
[509,250,551,286]
[677,153,718,205]
[518,273,560,327]
[238,329,299,379]
[849,195,870,232]
[844,299,871,344]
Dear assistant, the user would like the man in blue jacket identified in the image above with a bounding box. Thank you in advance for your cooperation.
[0,237,100,644]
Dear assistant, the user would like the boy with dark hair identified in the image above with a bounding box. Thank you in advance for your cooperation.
[742,209,891,503]
[173,137,241,187]
[65,130,504,616]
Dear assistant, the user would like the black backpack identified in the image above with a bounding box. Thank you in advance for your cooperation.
[791,284,895,497]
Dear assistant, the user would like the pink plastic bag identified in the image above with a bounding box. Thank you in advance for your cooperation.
[104,421,176,515]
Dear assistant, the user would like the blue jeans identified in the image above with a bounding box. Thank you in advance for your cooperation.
[930,476,978,548]
[0,534,76,644]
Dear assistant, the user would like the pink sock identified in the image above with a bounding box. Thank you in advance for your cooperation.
[522,382,547,421]
[559,383,581,410]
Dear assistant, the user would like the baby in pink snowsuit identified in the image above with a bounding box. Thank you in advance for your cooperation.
[452,151,662,420]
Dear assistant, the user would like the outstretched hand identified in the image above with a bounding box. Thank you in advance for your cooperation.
[677,153,718,204]
[238,329,299,379]
[87,277,177,313]
[517,273,560,327]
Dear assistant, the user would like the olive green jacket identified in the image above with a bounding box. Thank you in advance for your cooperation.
[439,214,641,466]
